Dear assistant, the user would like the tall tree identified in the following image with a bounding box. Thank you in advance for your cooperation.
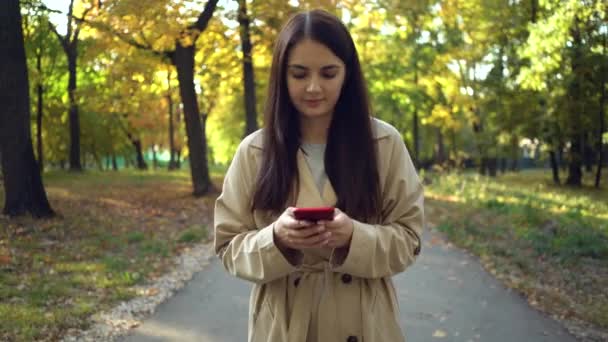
[47,0,96,171]
[166,69,178,170]
[89,0,219,196]
[237,0,258,136]
[595,29,606,188]
[0,0,54,218]
[22,4,64,172]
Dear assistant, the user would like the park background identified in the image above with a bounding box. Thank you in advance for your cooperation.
[1,0,607,340]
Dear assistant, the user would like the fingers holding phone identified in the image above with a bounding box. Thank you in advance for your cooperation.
[323,208,354,248]
[273,207,333,249]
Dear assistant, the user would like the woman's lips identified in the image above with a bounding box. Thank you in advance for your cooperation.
[304,99,323,108]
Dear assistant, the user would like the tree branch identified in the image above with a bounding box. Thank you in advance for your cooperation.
[191,0,220,32]
[66,0,75,42]
[48,21,69,53]
[77,16,172,59]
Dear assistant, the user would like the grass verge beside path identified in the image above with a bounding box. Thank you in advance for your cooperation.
[0,170,220,341]
[424,169,608,337]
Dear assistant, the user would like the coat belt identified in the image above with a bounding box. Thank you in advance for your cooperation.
[287,262,340,342]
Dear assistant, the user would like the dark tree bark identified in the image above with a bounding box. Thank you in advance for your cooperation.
[171,43,211,195]
[549,151,561,184]
[583,140,594,172]
[565,20,584,186]
[487,157,498,177]
[596,32,606,189]
[559,141,566,171]
[176,148,182,169]
[112,154,118,171]
[479,157,487,176]
[435,127,446,165]
[510,135,519,171]
[130,138,147,170]
[152,147,158,169]
[237,0,258,136]
[566,135,583,186]
[500,158,507,173]
[167,70,178,170]
[0,0,54,218]
[36,47,44,171]
[66,48,81,170]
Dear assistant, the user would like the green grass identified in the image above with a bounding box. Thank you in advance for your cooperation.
[177,225,209,243]
[425,168,608,330]
[426,169,608,261]
[0,169,216,340]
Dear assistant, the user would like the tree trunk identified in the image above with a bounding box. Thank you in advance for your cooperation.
[152,147,158,169]
[67,48,82,171]
[237,0,258,136]
[0,0,54,218]
[566,134,583,186]
[510,135,519,171]
[132,139,147,170]
[549,151,560,184]
[167,70,178,170]
[176,148,182,169]
[36,49,44,171]
[435,127,446,165]
[488,157,498,177]
[595,33,606,189]
[583,140,594,172]
[479,157,487,175]
[500,158,507,173]
[558,142,565,171]
[112,154,118,171]
[565,21,583,186]
[413,69,420,167]
[172,43,211,196]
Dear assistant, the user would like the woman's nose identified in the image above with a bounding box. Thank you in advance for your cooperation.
[306,77,321,92]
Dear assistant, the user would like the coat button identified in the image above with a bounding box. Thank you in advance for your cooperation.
[294,277,300,287]
[346,336,358,342]
[341,273,352,284]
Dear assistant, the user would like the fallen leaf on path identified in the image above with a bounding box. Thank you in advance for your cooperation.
[433,329,447,338]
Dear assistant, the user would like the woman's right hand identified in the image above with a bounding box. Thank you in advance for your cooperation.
[273,207,332,250]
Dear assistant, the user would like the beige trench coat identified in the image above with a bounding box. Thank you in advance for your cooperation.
[214,118,424,342]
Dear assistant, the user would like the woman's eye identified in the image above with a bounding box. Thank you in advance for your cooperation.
[291,73,307,79]
[322,73,337,79]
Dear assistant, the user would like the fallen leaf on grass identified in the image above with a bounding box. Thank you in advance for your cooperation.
[0,253,11,265]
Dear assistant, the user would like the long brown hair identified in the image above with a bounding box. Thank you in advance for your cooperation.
[252,9,381,222]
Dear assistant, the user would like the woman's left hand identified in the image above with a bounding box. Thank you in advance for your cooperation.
[319,208,354,248]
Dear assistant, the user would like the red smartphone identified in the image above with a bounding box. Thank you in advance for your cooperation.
[293,207,335,221]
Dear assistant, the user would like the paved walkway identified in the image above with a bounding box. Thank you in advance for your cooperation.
[119,228,577,342]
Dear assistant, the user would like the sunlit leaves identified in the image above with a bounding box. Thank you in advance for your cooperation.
[517,0,581,91]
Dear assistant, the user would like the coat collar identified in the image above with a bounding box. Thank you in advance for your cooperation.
[249,117,391,150]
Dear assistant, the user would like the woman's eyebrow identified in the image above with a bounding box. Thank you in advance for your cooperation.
[287,64,341,70]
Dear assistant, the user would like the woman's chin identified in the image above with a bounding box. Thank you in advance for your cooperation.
[298,109,332,119]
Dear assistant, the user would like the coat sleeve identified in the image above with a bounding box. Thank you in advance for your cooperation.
[330,132,424,279]
[214,140,301,284]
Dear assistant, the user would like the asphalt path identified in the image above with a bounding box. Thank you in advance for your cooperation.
[120,228,577,342]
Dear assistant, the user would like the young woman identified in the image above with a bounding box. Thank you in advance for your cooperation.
[214,9,424,342]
